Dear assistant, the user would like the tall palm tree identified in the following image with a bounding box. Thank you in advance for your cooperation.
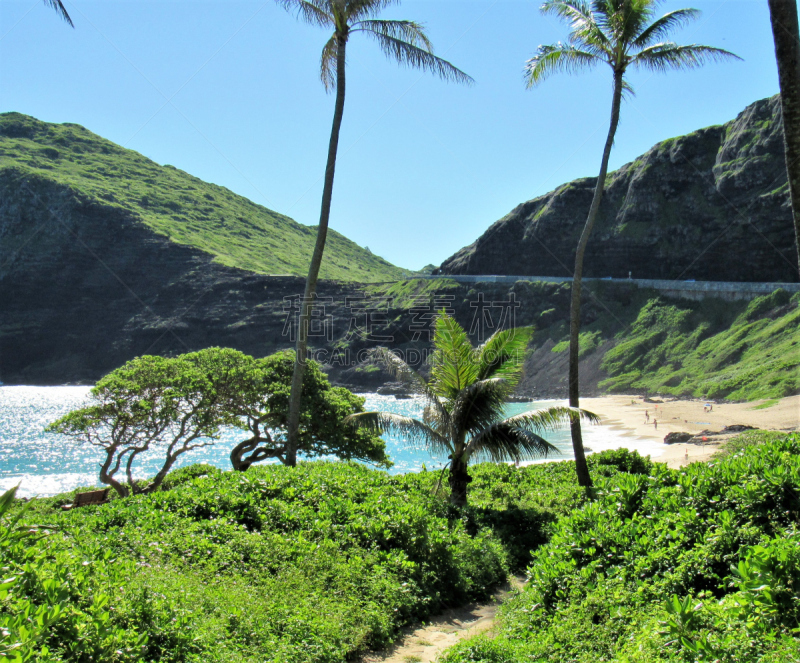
[525,0,739,487]
[278,0,472,467]
[43,0,74,26]
[767,0,800,279]
[345,314,598,507]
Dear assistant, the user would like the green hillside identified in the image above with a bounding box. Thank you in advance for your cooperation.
[539,286,800,401]
[0,112,405,282]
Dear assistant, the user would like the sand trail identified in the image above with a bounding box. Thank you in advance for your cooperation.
[361,576,524,663]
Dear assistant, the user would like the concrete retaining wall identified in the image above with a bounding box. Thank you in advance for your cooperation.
[418,274,800,301]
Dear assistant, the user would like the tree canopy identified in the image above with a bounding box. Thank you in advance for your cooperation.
[227,350,390,470]
[49,348,389,496]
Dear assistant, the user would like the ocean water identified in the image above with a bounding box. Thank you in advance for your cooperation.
[0,386,664,497]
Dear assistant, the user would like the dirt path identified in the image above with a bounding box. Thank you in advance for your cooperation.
[361,576,525,663]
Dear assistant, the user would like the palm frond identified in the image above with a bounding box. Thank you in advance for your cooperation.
[347,0,398,22]
[524,43,602,87]
[450,378,509,438]
[430,314,480,399]
[344,411,451,455]
[468,423,559,463]
[631,8,700,48]
[542,0,610,53]
[611,0,655,47]
[353,19,431,50]
[276,0,333,28]
[477,326,532,383]
[632,43,742,72]
[502,405,601,433]
[372,347,452,431]
[320,35,338,91]
[358,29,474,84]
[43,0,73,26]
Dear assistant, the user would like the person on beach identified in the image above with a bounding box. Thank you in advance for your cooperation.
[645,410,649,423]
[654,419,658,430]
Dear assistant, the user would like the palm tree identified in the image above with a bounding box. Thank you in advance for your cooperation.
[277,0,472,467]
[525,0,739,487]
[767,0,800,279]
[43,0,74,26]
[345,314,598,507]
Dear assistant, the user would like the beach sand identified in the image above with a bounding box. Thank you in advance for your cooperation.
[580,394,800,469]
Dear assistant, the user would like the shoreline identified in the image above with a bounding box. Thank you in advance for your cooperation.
[579,394,800,468]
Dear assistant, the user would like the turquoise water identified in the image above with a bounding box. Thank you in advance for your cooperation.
[0,386,663,497]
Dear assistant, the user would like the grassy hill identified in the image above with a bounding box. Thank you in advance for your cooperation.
[0,112,405,282]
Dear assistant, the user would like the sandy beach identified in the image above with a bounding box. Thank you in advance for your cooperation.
[580,394,800,468]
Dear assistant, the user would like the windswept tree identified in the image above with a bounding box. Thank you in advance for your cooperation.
[48,349,243,497]
[227,350,390,470]
[767,0,800,278]
[49,348,389,496]
[278,0,473,467]
[345,314,597,507]
[525,0,739,487]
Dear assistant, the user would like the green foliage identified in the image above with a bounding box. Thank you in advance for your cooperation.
[9,462,523,662]
[0,113,404,282]
[364,278,461,309]
[349,314,593,506]
[0,485,147,662]
[226,349,389,469]
[48,348,388,495]
[551,330,602,357]
[48,349,248,496]
[4,446,664,662]
[441,432,800,663]
[598,292,800,400]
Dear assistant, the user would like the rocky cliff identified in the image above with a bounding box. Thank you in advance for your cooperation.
[439,96,799,282]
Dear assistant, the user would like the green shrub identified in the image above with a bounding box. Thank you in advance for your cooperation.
[442,432,800,663]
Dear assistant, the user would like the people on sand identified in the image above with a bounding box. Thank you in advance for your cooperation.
[645,410,650,423]
[654,419,658,430]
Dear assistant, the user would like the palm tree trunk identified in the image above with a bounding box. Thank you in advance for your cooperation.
[567,69,624,488]
[448,456,470,508]
[768,0,800,279]
[285,36,348,467]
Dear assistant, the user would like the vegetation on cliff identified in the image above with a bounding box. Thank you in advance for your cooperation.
[0,112,403,282]
[349,280,800,401]
[598,290,800,400]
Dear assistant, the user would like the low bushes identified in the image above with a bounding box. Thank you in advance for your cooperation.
[2,455,622,662]
[441,431,800,662]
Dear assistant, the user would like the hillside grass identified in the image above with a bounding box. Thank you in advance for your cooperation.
[0,112,404,282]
[441,431,800,663]
[598,290,800,400]
[6,452,647,662]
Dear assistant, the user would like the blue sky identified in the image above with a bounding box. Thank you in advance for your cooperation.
[0,0,779,271]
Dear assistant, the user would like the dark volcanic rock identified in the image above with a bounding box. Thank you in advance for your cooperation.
[664,432,693,444]
[721,424,756,433]
[439,96,799,283]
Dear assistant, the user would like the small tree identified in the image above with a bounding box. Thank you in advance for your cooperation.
[228,350,390,471]
[346,314,598,507]
[48,349,240,497]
